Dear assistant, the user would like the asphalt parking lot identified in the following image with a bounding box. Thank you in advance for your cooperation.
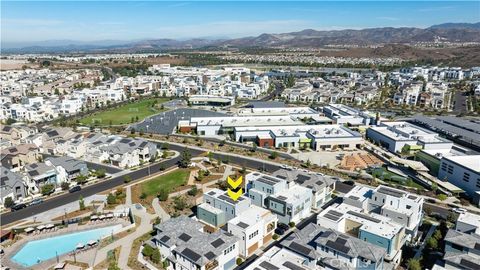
[132,108,225,134]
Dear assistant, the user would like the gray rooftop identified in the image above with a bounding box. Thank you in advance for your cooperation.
[153,216,238,266]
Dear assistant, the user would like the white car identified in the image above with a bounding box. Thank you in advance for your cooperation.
[452,208,467,214]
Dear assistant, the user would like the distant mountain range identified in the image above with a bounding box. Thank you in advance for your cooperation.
[2,22,480,53]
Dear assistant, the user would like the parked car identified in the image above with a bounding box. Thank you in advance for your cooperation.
[277,223,290,231]
[69,185,82,193]
[10,203,27,212]
[426,198,436,204]
[29,198,43,206]
[274,228,286,235]
[452,208,467,214]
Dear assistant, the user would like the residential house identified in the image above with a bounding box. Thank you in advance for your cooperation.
[0,166,28,205]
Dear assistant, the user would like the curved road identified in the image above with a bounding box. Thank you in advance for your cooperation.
[1,143,281,226]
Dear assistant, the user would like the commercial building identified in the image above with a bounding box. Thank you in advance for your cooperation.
[179,115,301,136]
[234,124,363,151]
[366,121,453,154]
[189,95,235,107]
[226,205,277,257]
[438,155,480,198]
[323,104,377,126]
[151,216,239,270]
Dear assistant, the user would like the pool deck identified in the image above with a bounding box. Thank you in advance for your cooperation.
[3,218,131,270]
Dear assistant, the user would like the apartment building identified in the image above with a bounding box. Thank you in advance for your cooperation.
[227,205,277,257]
[151,216,239,270]
[197,188,251,227]
[245,172,313,224]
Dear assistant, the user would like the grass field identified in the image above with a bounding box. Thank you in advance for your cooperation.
[141,169,190,196]
[79,98,169,126]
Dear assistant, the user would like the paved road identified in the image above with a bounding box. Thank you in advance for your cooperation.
[1,143,281,226]
[453,91,468,113]
[260,81,284,101]
[424,202,454,219]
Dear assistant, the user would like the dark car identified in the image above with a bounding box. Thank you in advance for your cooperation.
[274,227,286,235]
[277,223,290,231]
[29,198,43,206]
[11,203,27,212]
[69,185,82,193]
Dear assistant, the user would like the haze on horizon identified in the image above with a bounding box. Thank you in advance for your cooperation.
[1,1,480,47]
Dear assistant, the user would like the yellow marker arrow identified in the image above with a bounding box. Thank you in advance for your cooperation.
[227,188,243,201]
[227,176,242,189]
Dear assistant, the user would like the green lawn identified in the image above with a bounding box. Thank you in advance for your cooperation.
[142,169,190,196]
[80,98,169,126]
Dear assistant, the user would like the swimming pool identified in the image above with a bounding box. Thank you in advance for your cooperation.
[12,224,122,267]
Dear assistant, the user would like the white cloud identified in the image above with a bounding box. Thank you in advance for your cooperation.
[154,20,313,38]
[376,16,399,21]
[2,18,63,26]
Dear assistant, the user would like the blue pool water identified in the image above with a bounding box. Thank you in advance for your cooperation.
[12,224,122,267]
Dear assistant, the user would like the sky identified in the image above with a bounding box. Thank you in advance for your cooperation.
[1,1,479,44]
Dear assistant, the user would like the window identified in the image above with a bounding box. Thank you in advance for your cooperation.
[406,205,411,209]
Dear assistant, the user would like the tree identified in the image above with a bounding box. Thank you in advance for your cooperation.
[123,175,132,183]
[426,237,438,250]
[157,189,169,201]
[187,186,198,196]
[173,196,187,211]
[179,148,192,168]
[41,184,55,196]
[269,151,279,159]
[431,182,438,193]
[407,258,421,270]
[95,169,106,178]
[61,182,70,191]
[108,261,121,270]
[6,118,16,125]
[140,192,147,200]
[107,193,117,205]
[4,197,14,208]
[161,142,169,150]
[76,175,88,185]
[437,194,447,201]
[79,195,85,211]
[151,248,161,263]
[433,229,442,240]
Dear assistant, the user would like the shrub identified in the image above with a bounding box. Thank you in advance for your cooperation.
[95,169,106,178]
[107,193,117,205]
[407,258,421,270]
[142,244,154,258]
[157,189,169,201]
[288,222,295,228]
[151,248,161,263]
[272,234,279,240]
[437,194,447,201]
[4,197,14,208]
[187,186,198,196]
[236,258,243,265]
[79,195,85,210]
[173,196,187,211]
[61,182,70,191]
[140,192,147,200]
[426,237,438,250]
[269,151,279,159]
[41,184,55,196]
